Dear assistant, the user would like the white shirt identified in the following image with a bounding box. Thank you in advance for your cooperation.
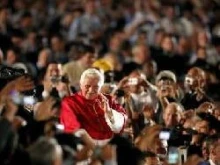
[209,159,217,165]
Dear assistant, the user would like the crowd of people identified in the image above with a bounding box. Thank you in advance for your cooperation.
[0,0,220,165]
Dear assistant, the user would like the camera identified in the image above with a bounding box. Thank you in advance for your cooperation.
[163,126,192,147]
[115,89,125,97]
[50,75,69,84]
[50,76,62,85]
[128,78,138,85]
[49,87,61,109]
[185,76,194,85]
[159,130,171,141]
[55,123,65,133]
[10,90,37,105]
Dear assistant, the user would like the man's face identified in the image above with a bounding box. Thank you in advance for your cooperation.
[195,120,209,134]
[47,64,60,77]
[161,37,173,52]
[6,50,17,65]
[184,75,197,91]
[202,141,209,160]
[134,45,150,65]
[51,37,64,52]
[80,77,102,100]
[157,80,176,98]
[143,105,154,120]
[163,105,180,128]
[184,68,205,91]
[81,52,95,68]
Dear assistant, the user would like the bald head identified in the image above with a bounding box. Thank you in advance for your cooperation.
[163,103,183,128]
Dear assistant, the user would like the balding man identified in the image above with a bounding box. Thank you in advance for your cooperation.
[163,102,183,128]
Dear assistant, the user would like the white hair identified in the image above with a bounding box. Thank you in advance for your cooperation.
[80,68,104,86]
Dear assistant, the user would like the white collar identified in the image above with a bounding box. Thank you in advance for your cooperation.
[209,159,216,165]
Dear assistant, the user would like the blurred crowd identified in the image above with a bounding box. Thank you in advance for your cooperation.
[0,0,220,165]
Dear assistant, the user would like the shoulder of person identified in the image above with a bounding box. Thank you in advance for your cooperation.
[61,92,79,102]
[63,61,76,69]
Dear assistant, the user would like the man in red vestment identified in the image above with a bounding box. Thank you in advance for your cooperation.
[60,68,127,146]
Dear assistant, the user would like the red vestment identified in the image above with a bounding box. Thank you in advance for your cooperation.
[60,92,127,140]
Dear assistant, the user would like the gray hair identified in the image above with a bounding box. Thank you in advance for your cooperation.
[27,137,62,165]
[80,68,104,86]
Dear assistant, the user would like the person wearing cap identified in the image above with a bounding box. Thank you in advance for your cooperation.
[155,70,183,124]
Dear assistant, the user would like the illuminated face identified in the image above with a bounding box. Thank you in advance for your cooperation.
[163,104,180,128]
[195,120,209,134]
[184,68,205,91]
[161,37,173,52]
[143,105,154,120]
[6,50,17,65]
[46,64,61,78]
[134,45,150,65]
[157,79,176,98]
[202,141,209,160]
[80,77,102,100]
[184,73,198,91]
[81,52,95,68]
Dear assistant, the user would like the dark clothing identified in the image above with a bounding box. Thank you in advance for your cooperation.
[151,47,189,78]
[181,92,211,110]
[187,144,202,157]
[0,118,17,165]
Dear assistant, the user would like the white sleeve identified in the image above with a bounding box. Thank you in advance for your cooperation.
[104,109,126,133]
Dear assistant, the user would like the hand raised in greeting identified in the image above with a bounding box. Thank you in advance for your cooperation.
[97,94,114,123]
[97,93,111,113]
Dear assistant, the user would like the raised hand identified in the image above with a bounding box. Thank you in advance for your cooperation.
[97,93,110,113]
[117,76,129,89]
[34,97,57,121]
[12,75,34,92]
[97,94,114,123]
